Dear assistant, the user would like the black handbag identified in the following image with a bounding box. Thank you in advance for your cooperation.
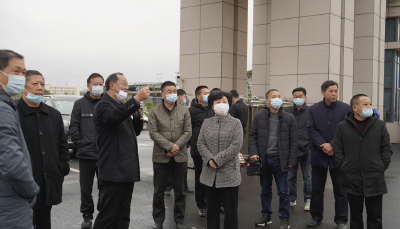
[246,161,264,176]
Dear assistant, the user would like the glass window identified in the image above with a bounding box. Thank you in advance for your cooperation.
[386,18,396,42]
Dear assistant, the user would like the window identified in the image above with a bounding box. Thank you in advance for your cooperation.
[384,50,400,122]
[385,18,399,42]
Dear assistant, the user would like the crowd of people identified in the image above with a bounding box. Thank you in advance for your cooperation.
[0,48,394,229]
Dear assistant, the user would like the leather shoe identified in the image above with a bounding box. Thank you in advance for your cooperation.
[164,191,170,196]
[185,188,194,193]
[176,223,187,229]
[153,222,163,229]
[336,224,347,229]
[307,220,322,227]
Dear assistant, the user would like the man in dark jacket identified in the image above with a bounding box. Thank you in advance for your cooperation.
[229,89,248,137]
[334,94,392,229]
[93,73,150,229]
[18,70,70,229]
[284,87,312,211]
[188,85,214,217]
[70,73,104,228]
[0,50,40,229]
[249,89,298,229]
[306,80,351,229]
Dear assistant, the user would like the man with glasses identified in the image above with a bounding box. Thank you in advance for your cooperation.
[70,73,104,228]
[93,73,150,229]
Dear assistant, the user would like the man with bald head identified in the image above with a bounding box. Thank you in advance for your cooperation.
[0,50,40,229]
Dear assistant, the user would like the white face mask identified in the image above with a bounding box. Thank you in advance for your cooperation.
[112,83,127,102]
[214,103,230,116]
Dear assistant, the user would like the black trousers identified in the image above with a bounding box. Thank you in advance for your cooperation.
[347,193,383,229]
[93,180,134,229]
[205,185,239,229]
[34,205,52,229]
[191,154,207,209]
[153,158,187,224]
[79,158,98,219]
[166,169,189,192]
[310,166,348,224]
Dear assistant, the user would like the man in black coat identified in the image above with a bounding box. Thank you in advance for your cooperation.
[334,94,392,229]
[17,70,70,229]
[70,73,104,228]
[229,90,248,137]
[188,85,214,217]
[249,89,298,229]
[92,72,150,229]
[284,87,312,211]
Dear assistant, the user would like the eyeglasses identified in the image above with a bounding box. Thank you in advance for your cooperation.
[114,82,129,88]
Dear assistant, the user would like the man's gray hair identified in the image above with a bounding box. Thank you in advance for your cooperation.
[26,70,44,84]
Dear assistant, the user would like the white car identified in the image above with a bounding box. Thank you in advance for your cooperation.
[142,116,148,130]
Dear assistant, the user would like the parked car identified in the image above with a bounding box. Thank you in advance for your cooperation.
[43,95,82,157]
[143,116,148,130]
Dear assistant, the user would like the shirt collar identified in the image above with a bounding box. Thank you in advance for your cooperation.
[18,98,49,115]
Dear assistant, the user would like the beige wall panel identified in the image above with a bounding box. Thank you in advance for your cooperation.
[299,0,330,17]
[253,45,267,65]
[353,82,373,98]
[237,0,248,9]
[354,14,375,37]
[330,15,341,46]
[329,45,341,75]
[254,0,268,5]
[271,18,299,47]
[353,60,375,83]
[386,123,400,143]
[344,0,355,21]
[181,6,201,31]
[343,19,354,48]
[270,75,298,99]
[252,84,267,97]
[343,47,354,77]
[234,79,247,95]
[371,82,379,105]
[222,28,234,54]
[221,77,234,90]
[182,0,201,8]
[354,37,374,60]
[342,75,354,104]
[223,2,235,29]
[181,30,200,55]
[270,47,298,75]
[199,77,222,88]
[201,3,223,29]
[380,18,385,41]
[201,0,234,5]
[355,0,375,14]
[379,62,384,85]
[236,31,248,56]
[298,74,328,104]
[381,0,387,17]
[373,37,379,61]
[222,53,234,78]
[266,44,271,64]
[378,83,384,106]
[237,6,248,32]
[253,25,267,45]
[252,64,267,84]
[200,28,222,53]
[330,0,342,16]
[299,14,329,46]
[328,74,340,85]
[271,0,299,20]
[254,4,268,25]
[236,55,248,80]
[298,44,329,74]
[200,53,222,78]
[182,78,200,94]
[180,54,200,79]
[374,14,380,38]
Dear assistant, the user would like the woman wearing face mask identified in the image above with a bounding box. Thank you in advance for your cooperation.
[197,90,243,229]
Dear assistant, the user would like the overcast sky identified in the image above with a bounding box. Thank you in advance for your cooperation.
[1,0,253,90]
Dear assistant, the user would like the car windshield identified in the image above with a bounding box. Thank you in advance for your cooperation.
[54,101,75,115]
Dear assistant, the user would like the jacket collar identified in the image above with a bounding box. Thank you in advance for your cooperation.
[190,98,209,110]
[213,113,231,123]
[345,111,376,135]
[84,91,103,102]
[234,99,243,104]
[268,107,283,118]
[103,93,121,106]
[0,90,17,110]
[18,97,49,115]
[322,98,337,109]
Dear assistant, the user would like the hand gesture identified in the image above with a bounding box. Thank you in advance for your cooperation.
[209,160,219,169]
[169,144,179,154]
[250,155,260,161]
[134,87,151,102]
[320,143,333,156]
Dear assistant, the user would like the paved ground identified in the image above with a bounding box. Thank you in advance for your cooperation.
[53,131,400,229]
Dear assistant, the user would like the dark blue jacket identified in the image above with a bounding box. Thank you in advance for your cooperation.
[93,93,143,183]
[307,99,351,169]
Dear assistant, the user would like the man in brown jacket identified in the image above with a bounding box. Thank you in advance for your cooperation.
[148,81,192,229]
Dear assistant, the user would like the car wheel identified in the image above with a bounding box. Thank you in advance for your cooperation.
[143,121,148,130]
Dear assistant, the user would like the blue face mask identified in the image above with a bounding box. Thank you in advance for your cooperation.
[356,106,373,118]
[270,98,283,109]
[293,98,304,107]
[91,86,103,97]
[165,93,178,104]
[181,99,187,105]
[202,94,209,104]
[24,89,44,104]
[0,70,25,96]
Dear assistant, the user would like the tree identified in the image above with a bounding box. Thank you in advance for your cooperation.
[143,101,154,117]
[247,70,252,98]
[44,89,51,95]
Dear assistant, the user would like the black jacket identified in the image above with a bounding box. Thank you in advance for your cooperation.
[284,104,310,157]
[70,92,102,160]
[249,109,298,172]
[334,112,392,197]
[17,98,70,207]
[188,99,215,155]
[229,99,248,136]
[93,93,143,183]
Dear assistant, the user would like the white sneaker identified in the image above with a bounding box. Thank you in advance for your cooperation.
[304,199,310,211]
[290,200,296,207]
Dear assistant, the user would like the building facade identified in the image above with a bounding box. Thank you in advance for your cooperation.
[46,84,80,96]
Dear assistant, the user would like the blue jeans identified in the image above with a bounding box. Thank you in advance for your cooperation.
[260,156,291,220]
[287,151,312,203]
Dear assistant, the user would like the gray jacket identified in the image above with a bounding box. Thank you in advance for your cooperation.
[0,90,40,229]
[148,102,192,163]
[197,114,243,188]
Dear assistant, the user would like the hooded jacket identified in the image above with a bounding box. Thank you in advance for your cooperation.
[284,104,310,157]
[334,112,392,197]
[70,91,102,160]
[188,98,215,155]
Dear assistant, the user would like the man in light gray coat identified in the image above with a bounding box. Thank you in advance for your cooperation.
[0,49,40,229]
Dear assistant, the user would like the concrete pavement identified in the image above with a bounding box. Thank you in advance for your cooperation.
[52,131,400,229]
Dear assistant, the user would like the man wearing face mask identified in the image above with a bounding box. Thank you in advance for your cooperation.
[17,70,70,229]
[93,73,150,229]
[334,94,392,229]
[188,85,214,217]
[148,81,192,229]
[70,73,104,228]
[249,89,298,229]
[0,50,40,229]
[284,87,312,211]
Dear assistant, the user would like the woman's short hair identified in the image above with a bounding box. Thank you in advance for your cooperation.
[208,90,233,107]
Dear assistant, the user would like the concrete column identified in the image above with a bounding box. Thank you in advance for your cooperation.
[353,0,386,113]
[179,0,248,96]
